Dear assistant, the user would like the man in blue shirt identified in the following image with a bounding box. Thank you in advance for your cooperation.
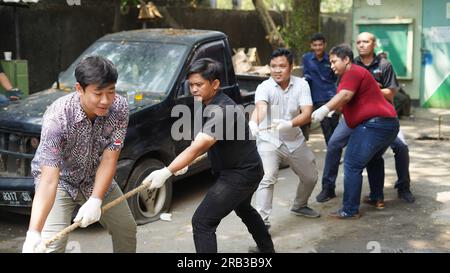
[302,33,339,145]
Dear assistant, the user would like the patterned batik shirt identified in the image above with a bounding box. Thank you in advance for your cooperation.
[31,92,129,200]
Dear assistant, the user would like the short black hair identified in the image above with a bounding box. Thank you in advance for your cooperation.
[329,44,354,62]
[187,58,223,82]
[75,55,118,90]
[311,33,326,43]
[270,48,294,65]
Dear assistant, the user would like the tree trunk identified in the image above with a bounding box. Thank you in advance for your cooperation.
[286,0,321,61]
[112,0,121,33]
[252,0,285,48]
[158,6,183,28]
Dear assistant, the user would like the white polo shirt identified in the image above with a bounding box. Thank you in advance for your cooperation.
[254,76,312,152]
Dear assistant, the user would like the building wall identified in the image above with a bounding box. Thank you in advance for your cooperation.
[421,0,450,108]
[0,2,350,94]
[352,0,422,102]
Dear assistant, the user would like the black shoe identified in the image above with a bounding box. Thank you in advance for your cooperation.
[398,189,415,203]
[290,206,321,218]
[248,246,276,253]
[316,188,336,203]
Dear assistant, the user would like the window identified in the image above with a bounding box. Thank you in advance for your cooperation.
[191,40,229,86]
[357,19,414,79]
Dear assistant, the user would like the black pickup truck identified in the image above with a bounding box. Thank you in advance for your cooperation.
[0,29,264,224]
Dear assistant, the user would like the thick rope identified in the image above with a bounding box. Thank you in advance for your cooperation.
[41,153,207,250]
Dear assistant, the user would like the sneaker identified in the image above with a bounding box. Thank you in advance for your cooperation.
[328,209,360,219]
[363,196,385,210]
[290,206,320,218]
[316,188,336,203]
[398,189,415,203]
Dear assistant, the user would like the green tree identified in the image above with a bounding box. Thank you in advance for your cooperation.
[282,0,321,62]
[321,0,352,13]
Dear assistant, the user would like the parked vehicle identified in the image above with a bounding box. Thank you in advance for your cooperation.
[0,29,262,224]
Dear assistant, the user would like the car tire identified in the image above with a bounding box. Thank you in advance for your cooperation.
[124,158,173,225]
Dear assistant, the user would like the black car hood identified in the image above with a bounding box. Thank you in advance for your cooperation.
[0,88,166,134]
[0,89,67,134]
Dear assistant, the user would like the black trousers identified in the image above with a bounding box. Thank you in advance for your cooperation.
[314,102,340,145]
[192,168,274,253]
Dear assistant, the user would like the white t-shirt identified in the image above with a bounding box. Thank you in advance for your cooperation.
[254,76,312,152]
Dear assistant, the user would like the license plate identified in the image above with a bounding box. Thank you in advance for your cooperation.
[0,191,33,207]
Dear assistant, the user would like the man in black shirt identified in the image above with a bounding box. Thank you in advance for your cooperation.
[143,58,275,253]
[354,32,415,203]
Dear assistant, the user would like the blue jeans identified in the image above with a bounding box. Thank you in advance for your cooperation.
[342,117,399,215]
[0,94,9,106]
[322,119,411,191]
[322,118,352,190]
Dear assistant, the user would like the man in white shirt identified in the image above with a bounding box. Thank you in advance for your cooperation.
[249,48,320,229]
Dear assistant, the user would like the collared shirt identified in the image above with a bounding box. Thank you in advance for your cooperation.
[354,54,399,91]
[31,92,129,200]
[254,76,312,152]
[199,91,263,175]
[302,52,337,104]
[337,64,396,128]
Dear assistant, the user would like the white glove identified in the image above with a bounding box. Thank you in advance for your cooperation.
[327,110,336,118]
[248,121,259,137]
[73,197,102,228]
[272,119,293,133]
[143,167,173,190]
[174,166,188,176]
[311,105,330,123]
[22,230,45,253]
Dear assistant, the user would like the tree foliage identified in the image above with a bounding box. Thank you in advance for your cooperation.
[282,0,321,62]
[321,0,352,13]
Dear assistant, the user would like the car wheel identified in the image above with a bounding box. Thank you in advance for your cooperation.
[124,158,173,225]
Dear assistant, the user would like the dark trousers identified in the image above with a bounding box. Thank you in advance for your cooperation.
[192,169,274,253]
[314,102,340,145]
[391,136,411,191]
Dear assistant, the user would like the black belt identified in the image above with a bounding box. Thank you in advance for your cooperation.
[366,117,397,123]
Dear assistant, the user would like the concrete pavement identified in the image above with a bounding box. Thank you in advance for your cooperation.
[1,107,450,253]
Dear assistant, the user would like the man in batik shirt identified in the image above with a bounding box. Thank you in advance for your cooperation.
[22,56,136,253]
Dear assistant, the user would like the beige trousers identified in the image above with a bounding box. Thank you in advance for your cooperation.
[255,141,318,222]
[41,185,137,253]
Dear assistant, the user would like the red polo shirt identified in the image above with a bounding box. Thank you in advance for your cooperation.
[338,64,396,128]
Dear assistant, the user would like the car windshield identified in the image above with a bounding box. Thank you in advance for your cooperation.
[58,41,188,97]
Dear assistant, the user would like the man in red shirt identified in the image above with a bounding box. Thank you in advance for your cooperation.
[311,44,399,218]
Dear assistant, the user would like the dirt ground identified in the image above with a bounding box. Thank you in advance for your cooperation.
[1,107,449,253]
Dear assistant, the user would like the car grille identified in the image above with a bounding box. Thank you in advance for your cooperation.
[0,130,38,177]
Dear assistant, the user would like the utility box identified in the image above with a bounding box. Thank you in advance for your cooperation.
[0,60,29,97]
